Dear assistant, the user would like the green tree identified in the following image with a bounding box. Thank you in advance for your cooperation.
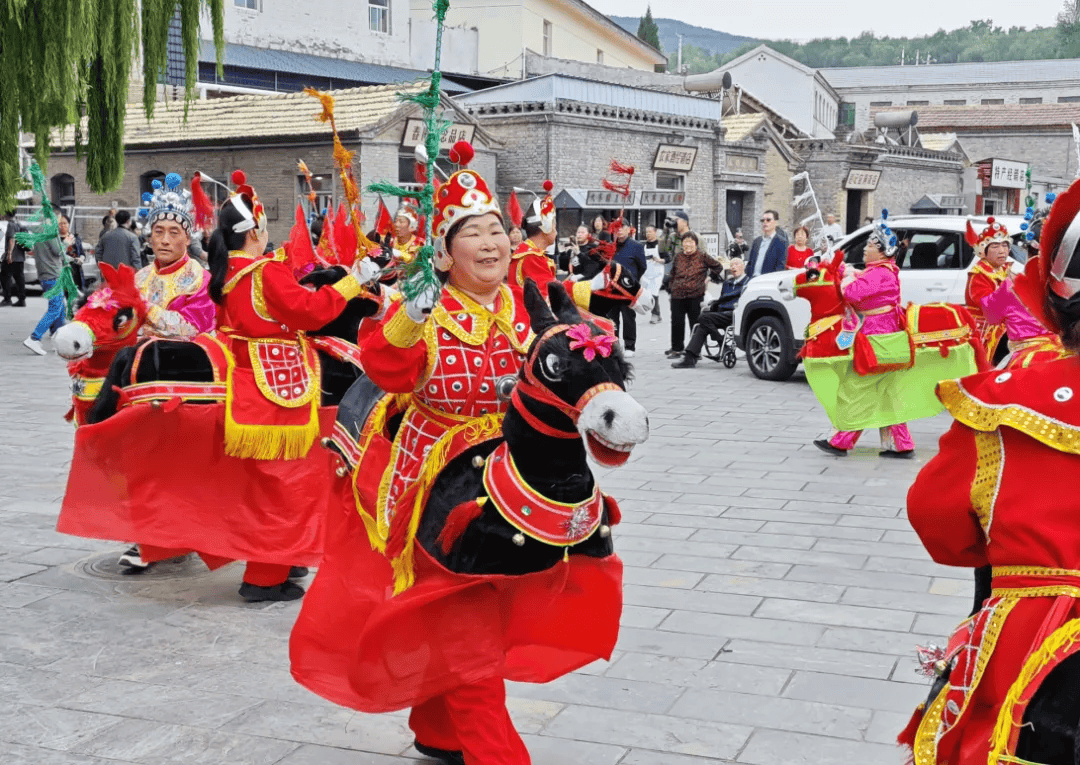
[0,0,225,210]
[1059,0,1080,56]
[636,5,662,53]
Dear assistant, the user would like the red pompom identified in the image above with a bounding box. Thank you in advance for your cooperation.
[986,216,995,225]
[542,179,554,193]
[231,169,247,185]
[449,141,474,166]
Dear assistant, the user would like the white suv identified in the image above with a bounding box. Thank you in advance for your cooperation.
[732,215,1028,381]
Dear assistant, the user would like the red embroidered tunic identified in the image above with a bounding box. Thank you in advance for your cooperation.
[901,357,1080,764]
[966,258,1010,356]
[358,284,531,564]
[217,249,364,459]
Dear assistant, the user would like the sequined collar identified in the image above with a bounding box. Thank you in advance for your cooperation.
[432,284,531,352]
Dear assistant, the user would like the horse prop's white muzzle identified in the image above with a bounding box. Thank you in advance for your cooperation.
[53,322,95,361]
[577,389,649,468]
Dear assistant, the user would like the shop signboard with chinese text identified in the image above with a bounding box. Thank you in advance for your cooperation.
[401,118,475,151]
[653,144,698,172]
[698,232,720,259]
[639,190,685,208]
[844,169,881,190]
[585,190,637,207]
[990,159,1028,189]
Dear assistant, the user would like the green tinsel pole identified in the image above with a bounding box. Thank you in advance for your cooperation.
[16,161,78,316]
[367,0,451,302]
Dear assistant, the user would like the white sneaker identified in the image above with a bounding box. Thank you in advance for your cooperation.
[117,545,149,572]
[22,337,46,356]
[624,350,636,358]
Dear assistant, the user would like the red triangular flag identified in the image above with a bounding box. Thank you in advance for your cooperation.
[507,191,524,229]
[336,203,358,268]
[375,197,393,237]
[315,205,335,266]
[284,203,318,278]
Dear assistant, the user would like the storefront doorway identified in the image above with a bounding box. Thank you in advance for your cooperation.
[845,190,865,234]
[726,192,748,236]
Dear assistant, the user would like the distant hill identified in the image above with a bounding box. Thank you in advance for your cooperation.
[610,15,755,57]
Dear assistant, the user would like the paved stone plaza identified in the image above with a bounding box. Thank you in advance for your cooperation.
[0,297,971,765]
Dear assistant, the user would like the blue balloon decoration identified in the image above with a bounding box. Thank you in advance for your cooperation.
[1025,209,1034,220]
[165,172,182,190]
[1021,223,1029,231]
[152,179,163,189]
[1047,193,1057,204]
[141,191,153,203]
[1026,232,1035,240]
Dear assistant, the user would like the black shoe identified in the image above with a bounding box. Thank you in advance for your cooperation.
[664,348,683,358]
[671,354,698,368]
[879,449,915,459]
[13,300,26,307]
[813,439,848,457]
[288,566,309,579]
[239,580,305,602]
[414,740,465,765]
[0,300,11,306]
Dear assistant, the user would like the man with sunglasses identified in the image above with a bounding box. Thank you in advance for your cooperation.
[746,210,787,279]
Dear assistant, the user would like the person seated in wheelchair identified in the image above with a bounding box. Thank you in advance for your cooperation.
[672,256,749,368]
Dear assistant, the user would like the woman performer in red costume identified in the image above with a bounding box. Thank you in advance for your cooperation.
[900,180,1080,765]
[291,160,639,764]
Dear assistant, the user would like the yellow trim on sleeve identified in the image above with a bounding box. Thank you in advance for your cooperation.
[382,307,426,348]
[331,273,364,301]
[571,280,592,310]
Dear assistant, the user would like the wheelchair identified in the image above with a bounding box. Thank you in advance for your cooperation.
[702,325,738,369]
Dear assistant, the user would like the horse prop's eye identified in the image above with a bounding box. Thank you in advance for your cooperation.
[540,352,564,381]
[113,309,134,332]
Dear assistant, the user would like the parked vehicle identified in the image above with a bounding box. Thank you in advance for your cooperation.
[23,244,100,294]
[732,215,1028,381]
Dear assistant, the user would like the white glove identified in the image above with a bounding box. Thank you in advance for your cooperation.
[632,297,651,316]
[568,273,584,283]
[352,257,380,284]
[589,272,607,290]
[404,282,440,323]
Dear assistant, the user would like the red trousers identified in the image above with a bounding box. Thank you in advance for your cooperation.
[137,545,290,586]
[408,677,531,765]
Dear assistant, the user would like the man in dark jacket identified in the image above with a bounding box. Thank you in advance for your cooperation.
[97,209,142,270]
[745,210,787,278]
[0,212,26,306]
[672,257,750,368]
[608,220,647,357]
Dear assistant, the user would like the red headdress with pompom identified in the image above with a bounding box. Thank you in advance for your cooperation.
[524,179,556,235]
[228,169,267,235]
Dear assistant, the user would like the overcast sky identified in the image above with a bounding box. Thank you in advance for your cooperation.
[589,0,1064,42]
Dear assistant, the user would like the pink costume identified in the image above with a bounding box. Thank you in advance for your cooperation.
[134,254,216,337]
[982,276,1048,343]
[829,260,915,452]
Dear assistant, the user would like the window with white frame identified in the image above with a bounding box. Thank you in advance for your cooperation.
[655,172,685,191]
[543,20,552,56]
[234,0,259,9]
[298,173,335,218]
[369,0,390,34]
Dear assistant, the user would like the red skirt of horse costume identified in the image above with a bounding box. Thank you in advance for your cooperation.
[58,334,342,567]
[290,395,623,713]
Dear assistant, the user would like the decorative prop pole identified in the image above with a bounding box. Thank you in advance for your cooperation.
[367,0,452,302]
[15,162,79,317]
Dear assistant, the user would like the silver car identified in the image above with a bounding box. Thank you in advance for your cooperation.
[23,243,101,294]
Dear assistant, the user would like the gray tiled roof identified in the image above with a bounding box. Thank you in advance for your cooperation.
[198,41,472,93]
[822,58,1080,89]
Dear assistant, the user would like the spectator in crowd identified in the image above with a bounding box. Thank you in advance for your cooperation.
[666,231,722,358]
[23,214,74,355]
[671,256,750,368]
[608,219,647,358]
[97,211,117,243]
[591,213,611,242]
[642,224,666,324]
[746,210,786,278]
[58,214,87,289]
[508,226,523,248]
[565,224,605,277]
[660,211,692,287]
[97,209,142,270]
[822,213,844,245]
[728,228,749,259]
[0,211,26,307]
[786,225,814,269]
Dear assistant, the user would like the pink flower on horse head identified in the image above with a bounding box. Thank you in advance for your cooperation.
[87,288,121,311]
[566,323,615,361]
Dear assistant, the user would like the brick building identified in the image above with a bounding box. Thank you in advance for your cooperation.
[38,84,498,245]
[454,74,768,247]
[788,140,965,235]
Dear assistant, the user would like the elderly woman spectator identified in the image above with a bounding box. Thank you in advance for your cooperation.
[665,231,722,358]
[787,226,814,269]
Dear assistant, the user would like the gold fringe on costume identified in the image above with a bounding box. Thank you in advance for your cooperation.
[989,619,1080,761]
[350,392,413,548]
[383,412,503,594]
